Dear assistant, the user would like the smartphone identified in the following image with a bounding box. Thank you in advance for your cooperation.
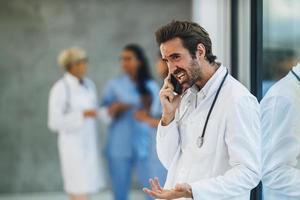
[170,74,183,95]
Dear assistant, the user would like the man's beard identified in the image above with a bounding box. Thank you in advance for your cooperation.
[173,59,202,92]
[186,59,202,88]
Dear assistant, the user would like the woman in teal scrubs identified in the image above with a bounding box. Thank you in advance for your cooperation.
[100,44,159,200]
[135,54,168,188]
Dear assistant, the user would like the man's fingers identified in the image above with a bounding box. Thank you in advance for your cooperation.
[149,178,159,191]
[160,88,175,102]
[154,177,163,191]
[143,188,153,195]
[143,188,156,197]
[164,73,171,84]
[160,92,174,103]
[143,188,162,198]
[163,75,174,90]
[175,183,185,191]
[144,182,188,199]
[160,88,174,95]
[143,187,182,199]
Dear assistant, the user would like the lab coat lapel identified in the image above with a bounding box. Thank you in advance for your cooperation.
[188,65,227,116]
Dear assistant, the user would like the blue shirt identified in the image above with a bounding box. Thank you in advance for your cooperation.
[101,74,160,159]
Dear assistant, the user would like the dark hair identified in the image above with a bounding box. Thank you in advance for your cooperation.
[155,20,217,63]
[123,44,152,96]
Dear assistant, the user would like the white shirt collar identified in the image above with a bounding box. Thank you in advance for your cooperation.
[187,65,227,99]
[292,63,300,76]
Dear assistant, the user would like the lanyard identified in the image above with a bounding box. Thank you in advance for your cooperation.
[197,69,229,148]
[291,69,300,83]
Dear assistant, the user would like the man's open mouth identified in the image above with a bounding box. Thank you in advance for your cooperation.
[175,71,186,83]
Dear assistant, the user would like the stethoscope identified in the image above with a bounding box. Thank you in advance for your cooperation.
[291,69,300,83]
[177,68,229,148]
[196,69,229,148]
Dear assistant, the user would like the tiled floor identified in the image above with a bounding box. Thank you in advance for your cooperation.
[0,190,145,200]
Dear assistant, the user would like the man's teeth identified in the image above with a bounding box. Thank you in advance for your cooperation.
[177,72,185,79]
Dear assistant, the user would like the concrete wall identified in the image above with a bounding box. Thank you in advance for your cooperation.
[0,0,191,193]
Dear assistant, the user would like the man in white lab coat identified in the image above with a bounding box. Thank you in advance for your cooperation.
[48,47,105,200]
[261,63,300,200]
[143,21,261,200]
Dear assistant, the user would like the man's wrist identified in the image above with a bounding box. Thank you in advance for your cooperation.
[161,113,175,126]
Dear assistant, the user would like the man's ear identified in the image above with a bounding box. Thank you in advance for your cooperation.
[196,43,206,60]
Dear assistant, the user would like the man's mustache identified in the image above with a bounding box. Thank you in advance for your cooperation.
[173,68,185,76]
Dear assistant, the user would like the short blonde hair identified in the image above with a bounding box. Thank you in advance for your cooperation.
[57,47,87,70]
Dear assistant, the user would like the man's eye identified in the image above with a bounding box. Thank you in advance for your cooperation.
[172,55,180,60]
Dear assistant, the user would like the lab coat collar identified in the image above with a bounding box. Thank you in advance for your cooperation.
[64,72,85,87]
[292,63,300,76]
[188,65,227,99]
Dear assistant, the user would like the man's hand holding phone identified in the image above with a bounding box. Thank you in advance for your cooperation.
[160,74,182,126]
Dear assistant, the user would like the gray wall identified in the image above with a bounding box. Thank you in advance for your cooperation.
[0,0,191,193]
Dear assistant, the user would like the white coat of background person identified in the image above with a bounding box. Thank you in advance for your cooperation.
[261,63,300,200]
[143,21,261,200]
[48,47,105,200]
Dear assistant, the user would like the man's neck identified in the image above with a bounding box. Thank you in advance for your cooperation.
[195,62,220,90]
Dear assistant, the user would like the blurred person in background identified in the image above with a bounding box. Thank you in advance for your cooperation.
[134,53,168,186]
[99,44,158,200]
[48,47,105,200]
[261,62,300,200]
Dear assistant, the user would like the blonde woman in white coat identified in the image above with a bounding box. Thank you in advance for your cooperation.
[48,47,105,200]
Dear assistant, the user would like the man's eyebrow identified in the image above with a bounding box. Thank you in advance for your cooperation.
[163,53,180,59]
[168,53,180,58]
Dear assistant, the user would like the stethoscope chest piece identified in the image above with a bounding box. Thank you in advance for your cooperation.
[197,136,204,148]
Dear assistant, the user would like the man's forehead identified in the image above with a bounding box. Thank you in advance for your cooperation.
[160,38,185,58]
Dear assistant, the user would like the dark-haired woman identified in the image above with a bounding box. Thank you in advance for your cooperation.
[134,53,168,187]
[100,44,159,200]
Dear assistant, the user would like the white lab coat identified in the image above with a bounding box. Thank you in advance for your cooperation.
[48,73,105,194]
[157,66,261,200]
[261,63,300,200]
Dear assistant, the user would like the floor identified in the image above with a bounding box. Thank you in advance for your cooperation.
[0,190,145,200]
